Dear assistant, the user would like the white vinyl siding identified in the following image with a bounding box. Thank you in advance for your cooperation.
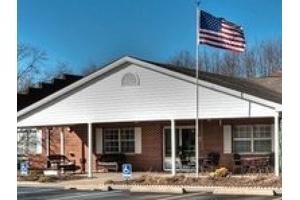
[223,125,232,154]
[18,64,277,127]
[95,128,103,154]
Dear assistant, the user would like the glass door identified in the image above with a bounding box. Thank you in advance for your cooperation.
[163,127,195,171]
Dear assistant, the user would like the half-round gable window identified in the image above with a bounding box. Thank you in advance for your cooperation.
[121,72,140,86]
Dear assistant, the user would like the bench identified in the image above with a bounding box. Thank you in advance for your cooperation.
[96,154,127,172]
[97,162,118,172]
[47,155,77,172]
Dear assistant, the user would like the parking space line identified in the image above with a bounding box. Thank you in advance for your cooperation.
[47,190,123,200]
[18,188,62,194]
[134,194,173,200]
[159,192,208,200]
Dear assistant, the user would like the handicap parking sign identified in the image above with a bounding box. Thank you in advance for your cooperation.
[122,163,132,179]
[20,161,29,176]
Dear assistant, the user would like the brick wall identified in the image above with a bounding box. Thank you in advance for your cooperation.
[94,121,166,171]
[25,117,274,172]
[201,118,273,170]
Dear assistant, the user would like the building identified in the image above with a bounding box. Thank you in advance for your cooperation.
[17,56,282,177]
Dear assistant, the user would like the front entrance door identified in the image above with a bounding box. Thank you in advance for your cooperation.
[163,127,195,171]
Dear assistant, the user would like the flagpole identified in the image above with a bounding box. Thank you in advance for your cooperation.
[195,1,200,177]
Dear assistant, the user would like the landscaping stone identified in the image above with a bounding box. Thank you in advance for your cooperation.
[129,185,184,194]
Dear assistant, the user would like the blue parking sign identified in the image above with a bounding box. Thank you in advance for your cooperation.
[20,161,29,176]
[122,163,132,179]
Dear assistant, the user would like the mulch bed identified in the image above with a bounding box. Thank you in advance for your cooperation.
[17,170,85,183]
[111,175,281,188]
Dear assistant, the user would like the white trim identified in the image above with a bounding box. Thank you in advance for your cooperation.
[171,119,176,176]
[274,112,280,176]
[46,128,50,156]
[134,127,142,154]
[60,129,64,155]
[223,125,232,154]
[36,129,42,154]
[18,56,281,122]
[88,123,93,178]
[95,128,103,154]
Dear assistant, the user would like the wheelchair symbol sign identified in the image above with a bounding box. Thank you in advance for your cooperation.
[122,164,132,178]
[20,161,29,176]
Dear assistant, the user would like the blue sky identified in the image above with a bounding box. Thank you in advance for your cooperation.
[18,0,282,74]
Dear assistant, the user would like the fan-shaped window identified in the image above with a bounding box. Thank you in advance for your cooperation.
[121,72,140,86]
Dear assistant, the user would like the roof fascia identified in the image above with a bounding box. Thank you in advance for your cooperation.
[18,56,281,119]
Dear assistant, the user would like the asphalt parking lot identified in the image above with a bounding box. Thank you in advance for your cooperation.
[17,186,281,200]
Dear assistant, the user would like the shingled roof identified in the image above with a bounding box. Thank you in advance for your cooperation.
[140,59,281,104]
[17,57,282,111]
[249,71,282,94]
[17,74,83,111]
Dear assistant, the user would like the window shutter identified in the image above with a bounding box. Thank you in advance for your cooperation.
[95,128,103,154]
[223,125,232,154]
[134,127,142,154]
[36,129,43,154]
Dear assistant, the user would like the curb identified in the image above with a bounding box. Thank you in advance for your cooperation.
[212,187,274,196]
[109,184,281,196]
[17,182,281,196]
[129,185,184,194]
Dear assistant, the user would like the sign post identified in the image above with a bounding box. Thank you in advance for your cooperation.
[122,163,132,183]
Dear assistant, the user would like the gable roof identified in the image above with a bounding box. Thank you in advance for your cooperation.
[137,58,281,104]
[18,74,83,111]
[18,56,281,118]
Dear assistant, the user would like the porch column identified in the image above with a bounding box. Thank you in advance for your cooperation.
[88,122,93,178]
[60,129,64,155]
[46,128,50,156]
[274,112,280,176]
[171,119,176,176]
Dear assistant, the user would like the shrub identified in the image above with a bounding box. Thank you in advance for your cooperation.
[104,179,114,184]
[209,167,229,178]
[38,176,56,183]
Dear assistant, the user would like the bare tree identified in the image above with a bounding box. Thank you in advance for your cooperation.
[43,61,73,82]
[169,50,195,69]
[17,43,47,92]
[220,52,242,77]
[241,48,257,78]
[258,39,282,76]
[81,63,100,76]
[168,38,281,78]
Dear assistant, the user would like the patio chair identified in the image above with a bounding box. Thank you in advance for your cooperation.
[47,154,78,172]
[202,152,220,172]
[232,153,244,174]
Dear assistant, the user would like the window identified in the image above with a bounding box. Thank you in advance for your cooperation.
[103,128,135,153]
[121,72,140,86]
[17,128,41,155]
[233,125,272,153]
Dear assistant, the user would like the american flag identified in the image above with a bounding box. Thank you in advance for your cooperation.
[199,10,246,52]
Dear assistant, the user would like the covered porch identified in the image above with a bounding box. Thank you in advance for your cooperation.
[18,116,280,177]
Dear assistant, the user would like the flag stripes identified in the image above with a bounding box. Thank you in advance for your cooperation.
[199,10,246,52]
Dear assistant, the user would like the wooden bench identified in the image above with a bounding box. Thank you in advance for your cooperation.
[97,161,118,172]
[96,154,127,172]
[47,155,77,172]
